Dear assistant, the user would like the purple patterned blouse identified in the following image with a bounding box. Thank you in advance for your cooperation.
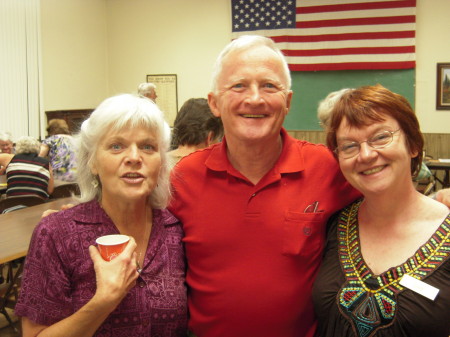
[15,200,188,337]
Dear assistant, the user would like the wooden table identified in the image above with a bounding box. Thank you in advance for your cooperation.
[425,160,450,189]
[0,197,76,264]
[0,197,76,332]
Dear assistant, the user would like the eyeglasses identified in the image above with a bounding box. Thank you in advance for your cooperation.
[334,129,400,159]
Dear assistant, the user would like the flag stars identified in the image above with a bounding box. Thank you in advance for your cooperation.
[231,0,296,32]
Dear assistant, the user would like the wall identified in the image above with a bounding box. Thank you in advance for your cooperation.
[287,69,415,130]
[40,0,108,112]
[39,0,450,132]
[415,0,450,133]
[106,0,230,124]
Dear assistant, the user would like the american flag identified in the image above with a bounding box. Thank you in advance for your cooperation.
[231,0,416,71]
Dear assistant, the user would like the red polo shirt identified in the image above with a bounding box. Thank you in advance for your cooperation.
[169,128,360,337]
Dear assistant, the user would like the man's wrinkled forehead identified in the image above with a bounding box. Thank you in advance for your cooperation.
[220,46,289,85]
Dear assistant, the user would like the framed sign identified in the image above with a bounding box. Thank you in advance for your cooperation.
[146,74,178,124]
[436,63,450,110]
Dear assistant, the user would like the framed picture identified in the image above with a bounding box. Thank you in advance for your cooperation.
[436,63,450,110]
[146,74,178,124]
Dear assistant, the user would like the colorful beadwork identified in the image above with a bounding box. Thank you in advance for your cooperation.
[337,200,450,337]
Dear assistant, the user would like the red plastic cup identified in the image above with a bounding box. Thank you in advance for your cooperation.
[95,234,130,261]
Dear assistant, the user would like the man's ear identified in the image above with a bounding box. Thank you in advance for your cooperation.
[285,90,293,115]
[208,92,221,118]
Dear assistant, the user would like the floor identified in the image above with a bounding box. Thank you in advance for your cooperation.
[0,321,20,337]
[0,264,20,337]
[0,310,20,337]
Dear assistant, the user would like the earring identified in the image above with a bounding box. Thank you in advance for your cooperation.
[91,177,99,188]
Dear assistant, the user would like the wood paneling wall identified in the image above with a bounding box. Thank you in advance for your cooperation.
[287,130,450,159]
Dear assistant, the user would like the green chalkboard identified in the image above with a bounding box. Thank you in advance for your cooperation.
[284,69,415,130]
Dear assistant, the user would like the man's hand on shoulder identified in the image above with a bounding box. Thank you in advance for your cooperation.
[436,188,450,208]
[41,203,75,218]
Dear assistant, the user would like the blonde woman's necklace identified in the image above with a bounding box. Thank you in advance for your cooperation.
[136,219,152,274]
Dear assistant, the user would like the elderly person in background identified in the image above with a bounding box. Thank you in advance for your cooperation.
[0,136,54,199]
[0,131,14,154]
[39,119,77,182]
[15,94,188,336]
[317,88,353,129]
[312,85,450,337]
[138,82,158,102]
[169,98,223,163]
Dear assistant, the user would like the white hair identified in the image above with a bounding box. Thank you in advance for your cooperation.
[15,136,40,154]
[75,94,172,208]
[137,82,157,97]
[210,35,291,93]
[317,88,353,128]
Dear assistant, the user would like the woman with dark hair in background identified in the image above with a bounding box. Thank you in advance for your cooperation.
[169,98,223,163]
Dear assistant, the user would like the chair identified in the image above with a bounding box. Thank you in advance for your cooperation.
[0,196,46,214]
[50,183,80,199]
[0,260,22,333]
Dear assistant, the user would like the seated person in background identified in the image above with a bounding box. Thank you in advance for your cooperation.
[15,94,187,337]
[312,85,450,337]
[0,136,54,199]
[0,130,14,154]
[39,119,77,182]
[137,82,158,103]
[168,98,223,163]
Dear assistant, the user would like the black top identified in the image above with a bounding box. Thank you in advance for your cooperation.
[312,200,450,337]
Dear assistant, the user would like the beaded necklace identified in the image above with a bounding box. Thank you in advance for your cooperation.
[336,200,450,337]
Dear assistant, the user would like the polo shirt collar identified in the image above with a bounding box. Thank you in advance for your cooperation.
[205,128,305,175]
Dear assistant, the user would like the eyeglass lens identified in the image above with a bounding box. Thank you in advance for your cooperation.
[336,130,397,158]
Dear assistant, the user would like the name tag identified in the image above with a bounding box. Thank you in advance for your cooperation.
[399,274,439,301]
